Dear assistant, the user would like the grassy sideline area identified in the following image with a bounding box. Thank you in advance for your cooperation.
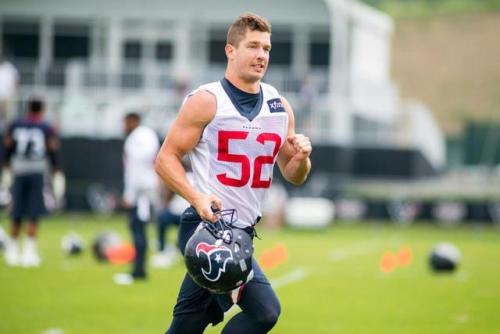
[1,213,500,333]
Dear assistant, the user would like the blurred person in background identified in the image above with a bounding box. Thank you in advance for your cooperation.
[298,75,317,133]
[152,159,194,268]
[2,95,61,267]
[151,184,183,268]
[114,112,160,285]
[260,182,288,229]
[155,12,312,334]
[0,50,20,132]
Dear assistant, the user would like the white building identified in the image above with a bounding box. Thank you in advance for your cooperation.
[0,0,444,169]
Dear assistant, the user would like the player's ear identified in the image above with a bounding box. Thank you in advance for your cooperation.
[225,43,235,60]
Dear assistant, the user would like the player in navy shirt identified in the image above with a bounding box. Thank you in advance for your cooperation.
[2,96,60,267]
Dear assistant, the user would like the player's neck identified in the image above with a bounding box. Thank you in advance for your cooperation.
[27,112,43,122]
[224,71,260,94]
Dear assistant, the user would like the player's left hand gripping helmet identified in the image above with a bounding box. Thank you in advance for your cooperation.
[184,209,254,293]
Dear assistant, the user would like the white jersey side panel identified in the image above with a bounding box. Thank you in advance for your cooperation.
[188,81,288,227]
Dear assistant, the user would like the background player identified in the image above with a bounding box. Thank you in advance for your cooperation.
[155,12,312,333]
[3,95,60,267]
[114,112,160,284]
[151,181,189,268]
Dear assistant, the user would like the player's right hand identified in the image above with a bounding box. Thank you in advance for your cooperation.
[52,171,66,201]
[120,198,132,210]
[0,168,12,190]
[193,193,222,223]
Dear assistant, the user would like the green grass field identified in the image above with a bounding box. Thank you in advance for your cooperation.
[1,214,499,334]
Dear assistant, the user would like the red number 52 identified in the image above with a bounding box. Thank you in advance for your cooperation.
[216,130,281,189]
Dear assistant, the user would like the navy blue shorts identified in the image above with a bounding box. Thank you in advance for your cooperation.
[171,207,274,326]
[10,173,46,222]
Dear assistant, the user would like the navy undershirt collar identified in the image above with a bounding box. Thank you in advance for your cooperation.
[220,77,263,122]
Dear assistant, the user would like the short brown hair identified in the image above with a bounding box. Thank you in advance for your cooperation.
[227,12,271,47]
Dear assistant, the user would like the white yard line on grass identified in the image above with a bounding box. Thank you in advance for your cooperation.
[271,267,310,289]
[42,328,64,334]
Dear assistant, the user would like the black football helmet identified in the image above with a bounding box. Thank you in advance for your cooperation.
[61,232,84,256]
[92,231,121,262]
[184,209,254,293]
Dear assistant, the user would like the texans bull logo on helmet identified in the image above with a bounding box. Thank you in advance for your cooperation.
[196,242,234,282]
[184,208,254,293]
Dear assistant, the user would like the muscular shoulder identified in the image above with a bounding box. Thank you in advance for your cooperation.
[180,89,217,124]
[260,82,280,96]
[186,89,216,106]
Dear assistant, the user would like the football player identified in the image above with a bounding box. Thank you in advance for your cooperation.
[114,112,160,285]
[2,95,61,267]
[155,12,312,334]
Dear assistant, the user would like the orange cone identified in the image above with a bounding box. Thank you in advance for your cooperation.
[398,246,413,267]
[106,243,136,265]
[380,251,398,273]
[259,243,289,270]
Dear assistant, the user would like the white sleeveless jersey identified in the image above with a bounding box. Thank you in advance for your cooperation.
[187,81,288,228]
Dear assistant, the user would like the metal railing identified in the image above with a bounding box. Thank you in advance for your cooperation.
[9,60,429,154]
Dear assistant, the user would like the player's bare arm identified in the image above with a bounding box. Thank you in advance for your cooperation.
[277,96,312,185]
[1,133,13,189]
[3,133,13,168]
[47,134,61,172]
[47,136,60,155]
[155,90,222,222]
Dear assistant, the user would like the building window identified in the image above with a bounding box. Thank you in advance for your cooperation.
[270,29,292,66]
[123,40,142,60]
[270,41,292,65]
[53,23,90,61]
[155,41,173,61]
[1,19,40,60]
[208,28,226,64]
[209,40,226,64]
[309,42,330,66]
[309,30,330,67]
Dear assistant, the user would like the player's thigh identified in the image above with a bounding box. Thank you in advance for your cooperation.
[11,175,26,201]
[26,174,46,218]
[11,176,28,217]
[238,259,281,317]
[171,273,226,329]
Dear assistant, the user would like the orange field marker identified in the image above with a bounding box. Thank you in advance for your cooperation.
[259,243,289,270]
[398,246,413,267]
[380,251,398,273]
[106,243,136,265]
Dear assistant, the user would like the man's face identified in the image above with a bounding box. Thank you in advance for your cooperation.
[123,118,137,135]
[226,29,272,83]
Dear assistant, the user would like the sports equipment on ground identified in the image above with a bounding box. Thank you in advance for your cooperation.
[429,242,461,272]
[61,232,84,255]
[92,231,122,262]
